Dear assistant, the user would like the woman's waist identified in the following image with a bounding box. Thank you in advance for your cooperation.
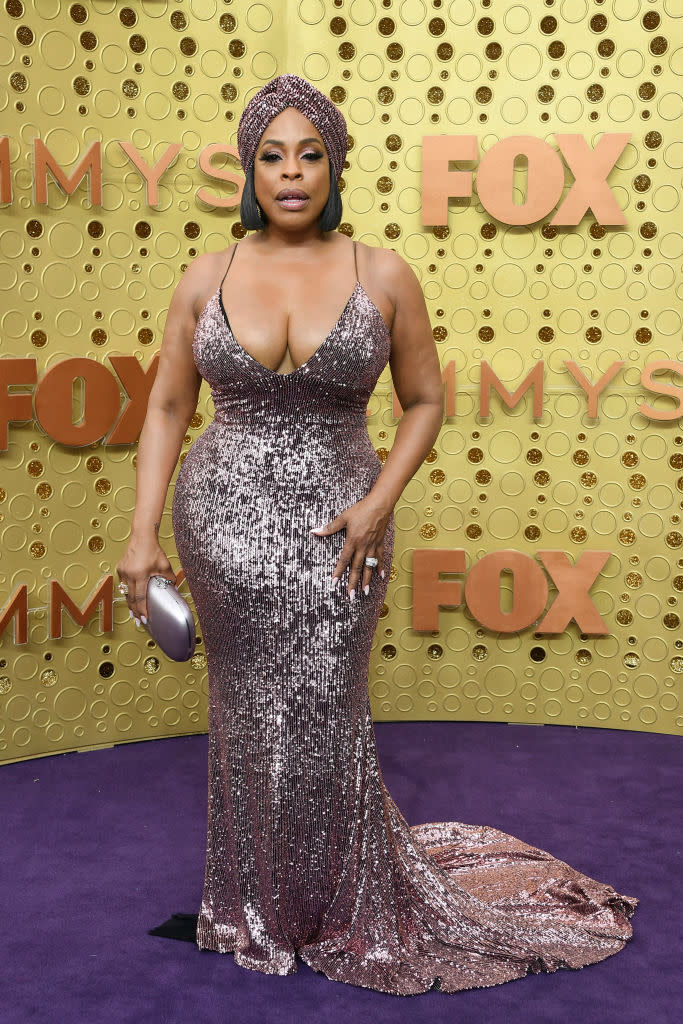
[209,414,373,448]
[211,408,369,431]
[175,431,382,518]
[184,418,381,478]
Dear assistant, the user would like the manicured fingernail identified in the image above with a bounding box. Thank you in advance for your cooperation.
[380,570,385,579]
[330,576,338,589]
[310,527,324,534]
[129,609,134,619]
[134,617,140,627]
[141,615,147,624]
[363,585,369,595]
[349,589,355,602]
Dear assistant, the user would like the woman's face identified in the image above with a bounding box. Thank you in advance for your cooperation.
[252,106,331,227]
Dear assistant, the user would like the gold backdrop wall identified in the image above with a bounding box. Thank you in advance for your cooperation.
[1,1,682,765]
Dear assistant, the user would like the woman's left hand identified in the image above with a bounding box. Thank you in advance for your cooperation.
[310,496,392,600]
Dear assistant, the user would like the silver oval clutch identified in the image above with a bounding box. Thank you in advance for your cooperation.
[144,575,196,662]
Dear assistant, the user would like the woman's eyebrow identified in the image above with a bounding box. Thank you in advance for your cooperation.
[259,137,323,146]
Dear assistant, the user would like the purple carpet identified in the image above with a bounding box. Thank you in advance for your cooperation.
[3,722,677,1023]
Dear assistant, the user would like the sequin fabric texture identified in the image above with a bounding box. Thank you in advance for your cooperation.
[171,240,638,996]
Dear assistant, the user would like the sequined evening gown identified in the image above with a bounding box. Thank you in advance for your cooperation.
[170,239,638,996]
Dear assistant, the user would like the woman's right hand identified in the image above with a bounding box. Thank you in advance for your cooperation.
[116,536,176,625]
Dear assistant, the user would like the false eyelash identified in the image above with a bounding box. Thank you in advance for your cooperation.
[262,151,325,161]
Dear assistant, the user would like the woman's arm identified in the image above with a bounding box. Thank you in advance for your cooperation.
[117,254,208,622]
[130,257,207,540]
[318,248,444,599]
[368,248,444,513]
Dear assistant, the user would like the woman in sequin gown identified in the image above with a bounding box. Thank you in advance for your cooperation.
[170,238,638,996]
[168,104,638,996]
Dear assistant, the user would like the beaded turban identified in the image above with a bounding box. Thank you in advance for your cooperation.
[237,74,348,182]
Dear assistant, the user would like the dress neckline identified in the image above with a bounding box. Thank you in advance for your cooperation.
[216,279,388,379]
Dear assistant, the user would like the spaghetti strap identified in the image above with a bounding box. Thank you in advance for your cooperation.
[220,243,238,290]
[353,239,359,284]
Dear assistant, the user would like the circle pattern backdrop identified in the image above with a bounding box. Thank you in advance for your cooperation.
[0,1,682,762]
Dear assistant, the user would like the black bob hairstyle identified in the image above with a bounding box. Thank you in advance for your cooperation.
[240,158,343,232]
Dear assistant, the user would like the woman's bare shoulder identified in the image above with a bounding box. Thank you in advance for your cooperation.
[359,240,415,287]
[184,248,234,319]
[357,241,418,329]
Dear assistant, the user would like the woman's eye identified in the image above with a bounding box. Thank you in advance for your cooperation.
[260,151,323,162]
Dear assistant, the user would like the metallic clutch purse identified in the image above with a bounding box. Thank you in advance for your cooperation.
[143,575,196,662]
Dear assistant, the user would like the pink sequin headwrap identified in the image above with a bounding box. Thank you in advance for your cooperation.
[237,74,348,181]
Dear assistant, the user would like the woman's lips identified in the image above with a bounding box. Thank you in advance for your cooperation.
[277,196,309,209]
